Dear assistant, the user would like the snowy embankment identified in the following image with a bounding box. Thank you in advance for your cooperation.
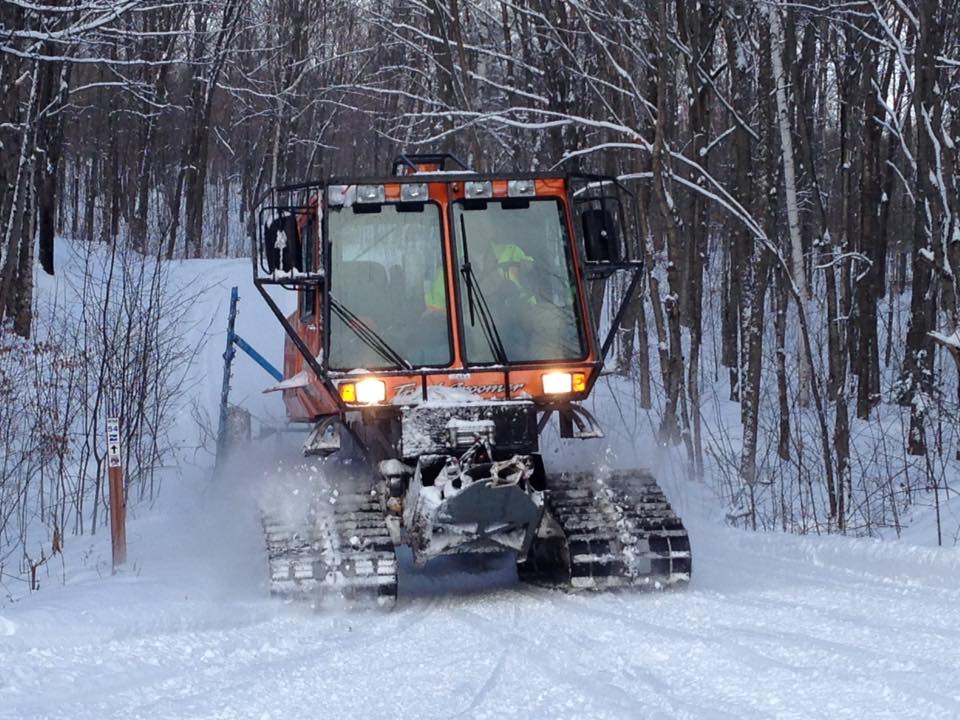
[2,249,959,719]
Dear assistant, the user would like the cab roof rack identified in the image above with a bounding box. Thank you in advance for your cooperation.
[392,152,472,176]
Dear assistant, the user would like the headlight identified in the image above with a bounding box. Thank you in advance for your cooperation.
[542,372,572,394]
[355,378,386,404]
[542,371,587,395]
[339,378,386,405]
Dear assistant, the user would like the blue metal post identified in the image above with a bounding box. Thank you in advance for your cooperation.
[215,286,285,468]
[233,333,283,382]
[215,287,240,468]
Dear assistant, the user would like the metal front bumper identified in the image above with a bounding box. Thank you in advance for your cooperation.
[400,401,538,457]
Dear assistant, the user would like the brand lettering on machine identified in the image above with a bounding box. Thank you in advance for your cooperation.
[450,382,525,394]
[397,382,526,396]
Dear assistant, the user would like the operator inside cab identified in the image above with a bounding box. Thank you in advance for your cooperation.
[428,200,584,364]
[423,238,536,313]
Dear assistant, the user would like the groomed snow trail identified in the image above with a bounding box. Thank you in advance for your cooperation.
[7,251,958,719]
[2,489,958,720]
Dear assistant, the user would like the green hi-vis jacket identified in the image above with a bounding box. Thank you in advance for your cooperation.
[425,243,534,311]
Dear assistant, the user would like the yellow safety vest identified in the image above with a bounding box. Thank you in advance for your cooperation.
[425,243,534,311]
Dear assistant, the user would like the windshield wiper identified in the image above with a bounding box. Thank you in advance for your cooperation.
[330,295,413,370]
[458,214,509,364]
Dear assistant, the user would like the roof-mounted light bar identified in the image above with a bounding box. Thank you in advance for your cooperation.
[401,183,428,202]
[507,179,535,197]
[327,183,430,207]
[327,185,353,206]
[464,180,492,199]
[356,184,385,204]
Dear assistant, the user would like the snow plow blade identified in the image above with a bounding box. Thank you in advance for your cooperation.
[520,470,691,591]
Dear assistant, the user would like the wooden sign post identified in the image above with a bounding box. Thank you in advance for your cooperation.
[106,416,127,571]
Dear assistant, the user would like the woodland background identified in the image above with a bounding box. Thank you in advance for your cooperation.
[2,0,960,578]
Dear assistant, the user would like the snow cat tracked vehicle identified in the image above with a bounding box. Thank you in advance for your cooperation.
[253,153,690,607]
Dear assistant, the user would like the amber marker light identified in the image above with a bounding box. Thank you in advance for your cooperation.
[339,382,357,403]
[339,379,387,405]
[340,379,387,404]
[572,372,587,393]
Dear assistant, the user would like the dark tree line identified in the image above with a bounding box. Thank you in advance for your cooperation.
[3,0,960,535]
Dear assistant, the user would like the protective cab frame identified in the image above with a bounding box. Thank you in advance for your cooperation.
[252,155,643,444]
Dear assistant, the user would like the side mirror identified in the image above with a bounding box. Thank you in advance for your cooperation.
[581,208,621,263]
[263,214,302,273]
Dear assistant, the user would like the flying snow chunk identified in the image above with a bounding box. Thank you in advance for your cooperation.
[0,616,16,636]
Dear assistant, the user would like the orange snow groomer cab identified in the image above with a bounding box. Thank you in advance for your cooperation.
[254,153,643,460]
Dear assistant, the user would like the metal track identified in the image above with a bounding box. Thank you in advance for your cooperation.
[263,481,397,608]
[520,470,691,590]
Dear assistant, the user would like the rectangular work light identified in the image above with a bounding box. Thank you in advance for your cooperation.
[542,372,587,395]
[507,179,535,197]
[464,181,492,199]
[356,184,385,204]
[400,183,428,202]
[339,378,386,405]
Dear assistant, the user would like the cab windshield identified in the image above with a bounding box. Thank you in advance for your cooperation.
[452,198,586,364]
[328,202,451,369]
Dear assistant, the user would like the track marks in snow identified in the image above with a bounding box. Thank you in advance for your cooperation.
[448,648,508,719]
[3,522,960,719]
[444,599,725,720]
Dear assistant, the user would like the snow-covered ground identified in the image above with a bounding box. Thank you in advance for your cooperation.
[2,454,959,720]
[3,249,959,719]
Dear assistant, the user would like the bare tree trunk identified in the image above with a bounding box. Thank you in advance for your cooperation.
[84,156,97,244]
[652,0,686,448]
[853,35,884,419]
[740,14,776,512]
[35,59,69,276]
[132,8,181,254]
[901,0,945,455]
[774,268,790,460]
[676,0,715,479]
[721,3,753,404]
[769,3,812,408]
[183,0,242,259]
[635,279,652,409]
[0,62,38,332]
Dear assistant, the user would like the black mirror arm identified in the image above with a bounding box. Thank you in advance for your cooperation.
[599,265,644,365]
